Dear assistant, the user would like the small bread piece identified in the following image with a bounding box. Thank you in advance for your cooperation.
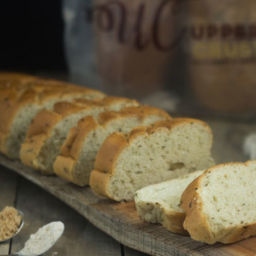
[20,97,138,174]
[181,161,256,244]
[90,118,214,201]
[53,106,171,186]
[135,170,204,234]
[0,79,105,158]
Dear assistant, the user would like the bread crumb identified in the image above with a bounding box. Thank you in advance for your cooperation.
[0,206,22,240]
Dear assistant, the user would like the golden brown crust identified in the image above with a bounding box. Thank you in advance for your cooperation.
[20,110,62,167]
[89,169,113,198]
[161,208,187,235]
[20,100,102,169]
[52,102,91,116]
[0,76,104,157]
[66,116,98,158]
[74,96,137,107]
[93,111,173,175]
[181,173,214,243]
[54,106,171,185]
[54,116,99,184]
[100,96,139,107]
[97,106,171,126]
[89,133,128,197]
[53,155,77,184]
[90,118,212,199]
[94,132,128,173]
[181,161,256,244]
[0,89,39,155]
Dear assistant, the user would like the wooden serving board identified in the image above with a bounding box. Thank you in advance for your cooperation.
[1,155,256,256]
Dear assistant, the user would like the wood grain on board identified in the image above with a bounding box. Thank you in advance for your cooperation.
[9,177,123,256]
[0,154,255,256]
[1,119,256,256]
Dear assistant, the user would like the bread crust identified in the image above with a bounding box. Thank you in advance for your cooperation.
[0,81,105,157]
[181,161,256,244]
[135,198,187,234]
[53,116,98,184]
[90,118,212,199]
[54,106,171,186]
[181,172,214,243]
[21,96,137,174]
[20,109,62,167]
[74,96,138,108]
[20,101,102,171]
[161,208,187,235]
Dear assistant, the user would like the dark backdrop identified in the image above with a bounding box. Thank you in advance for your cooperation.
[0,0,66,72]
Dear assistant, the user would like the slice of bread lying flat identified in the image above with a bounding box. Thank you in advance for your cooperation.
[135,170,204,234]
[90,118,214,201]
[53,106,171,186]
[0,79,105,159]
[181,161,256,244]
[20,97,138,174]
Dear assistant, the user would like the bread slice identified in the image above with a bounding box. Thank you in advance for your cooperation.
[20,97,139,174]
[134,170,204,234]
[90,118,214,201]
[0,79,105,158]
[181,161,256,244]
[53,106,171,186]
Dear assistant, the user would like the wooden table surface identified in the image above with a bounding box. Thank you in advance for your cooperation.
[0,168,147,256]
[0,118,255,256]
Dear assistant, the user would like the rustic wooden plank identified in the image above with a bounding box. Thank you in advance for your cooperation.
[11,178,122,256]
[1,119,256,256]
[0,157,205,256]
[0,166,18,255]
[0,156,254,256]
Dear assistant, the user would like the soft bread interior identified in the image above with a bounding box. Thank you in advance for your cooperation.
[199,161,256,240]
[135,170,204,225]
[106,121,214,201]
[6,94,103,159]
[72,113,169,185]
[32,99,138,173]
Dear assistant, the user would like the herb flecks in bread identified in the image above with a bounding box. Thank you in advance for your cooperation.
[90,118,214,201]
[181,161,256,244]
[135,170,204,234]
[53,106,171,185]
[20,97,139,174]
[0,78,105,159]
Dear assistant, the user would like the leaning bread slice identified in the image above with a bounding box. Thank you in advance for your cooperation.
[20,97,138,174]
[0,79,105,158]
[90,118,214,201]
[181,161,256,244]
[53,106,171,186]
[135,170,204,234]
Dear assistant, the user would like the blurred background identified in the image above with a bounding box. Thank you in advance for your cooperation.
[0,1,66,72]
[1,0,256,121]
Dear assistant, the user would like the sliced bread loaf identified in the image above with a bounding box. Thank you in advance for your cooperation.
[134,170,204,234]
[0,79,105,158]
[20,97,138,174]
[90,118,214,201]
[53,106,171,186]
[181,161,256,244]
